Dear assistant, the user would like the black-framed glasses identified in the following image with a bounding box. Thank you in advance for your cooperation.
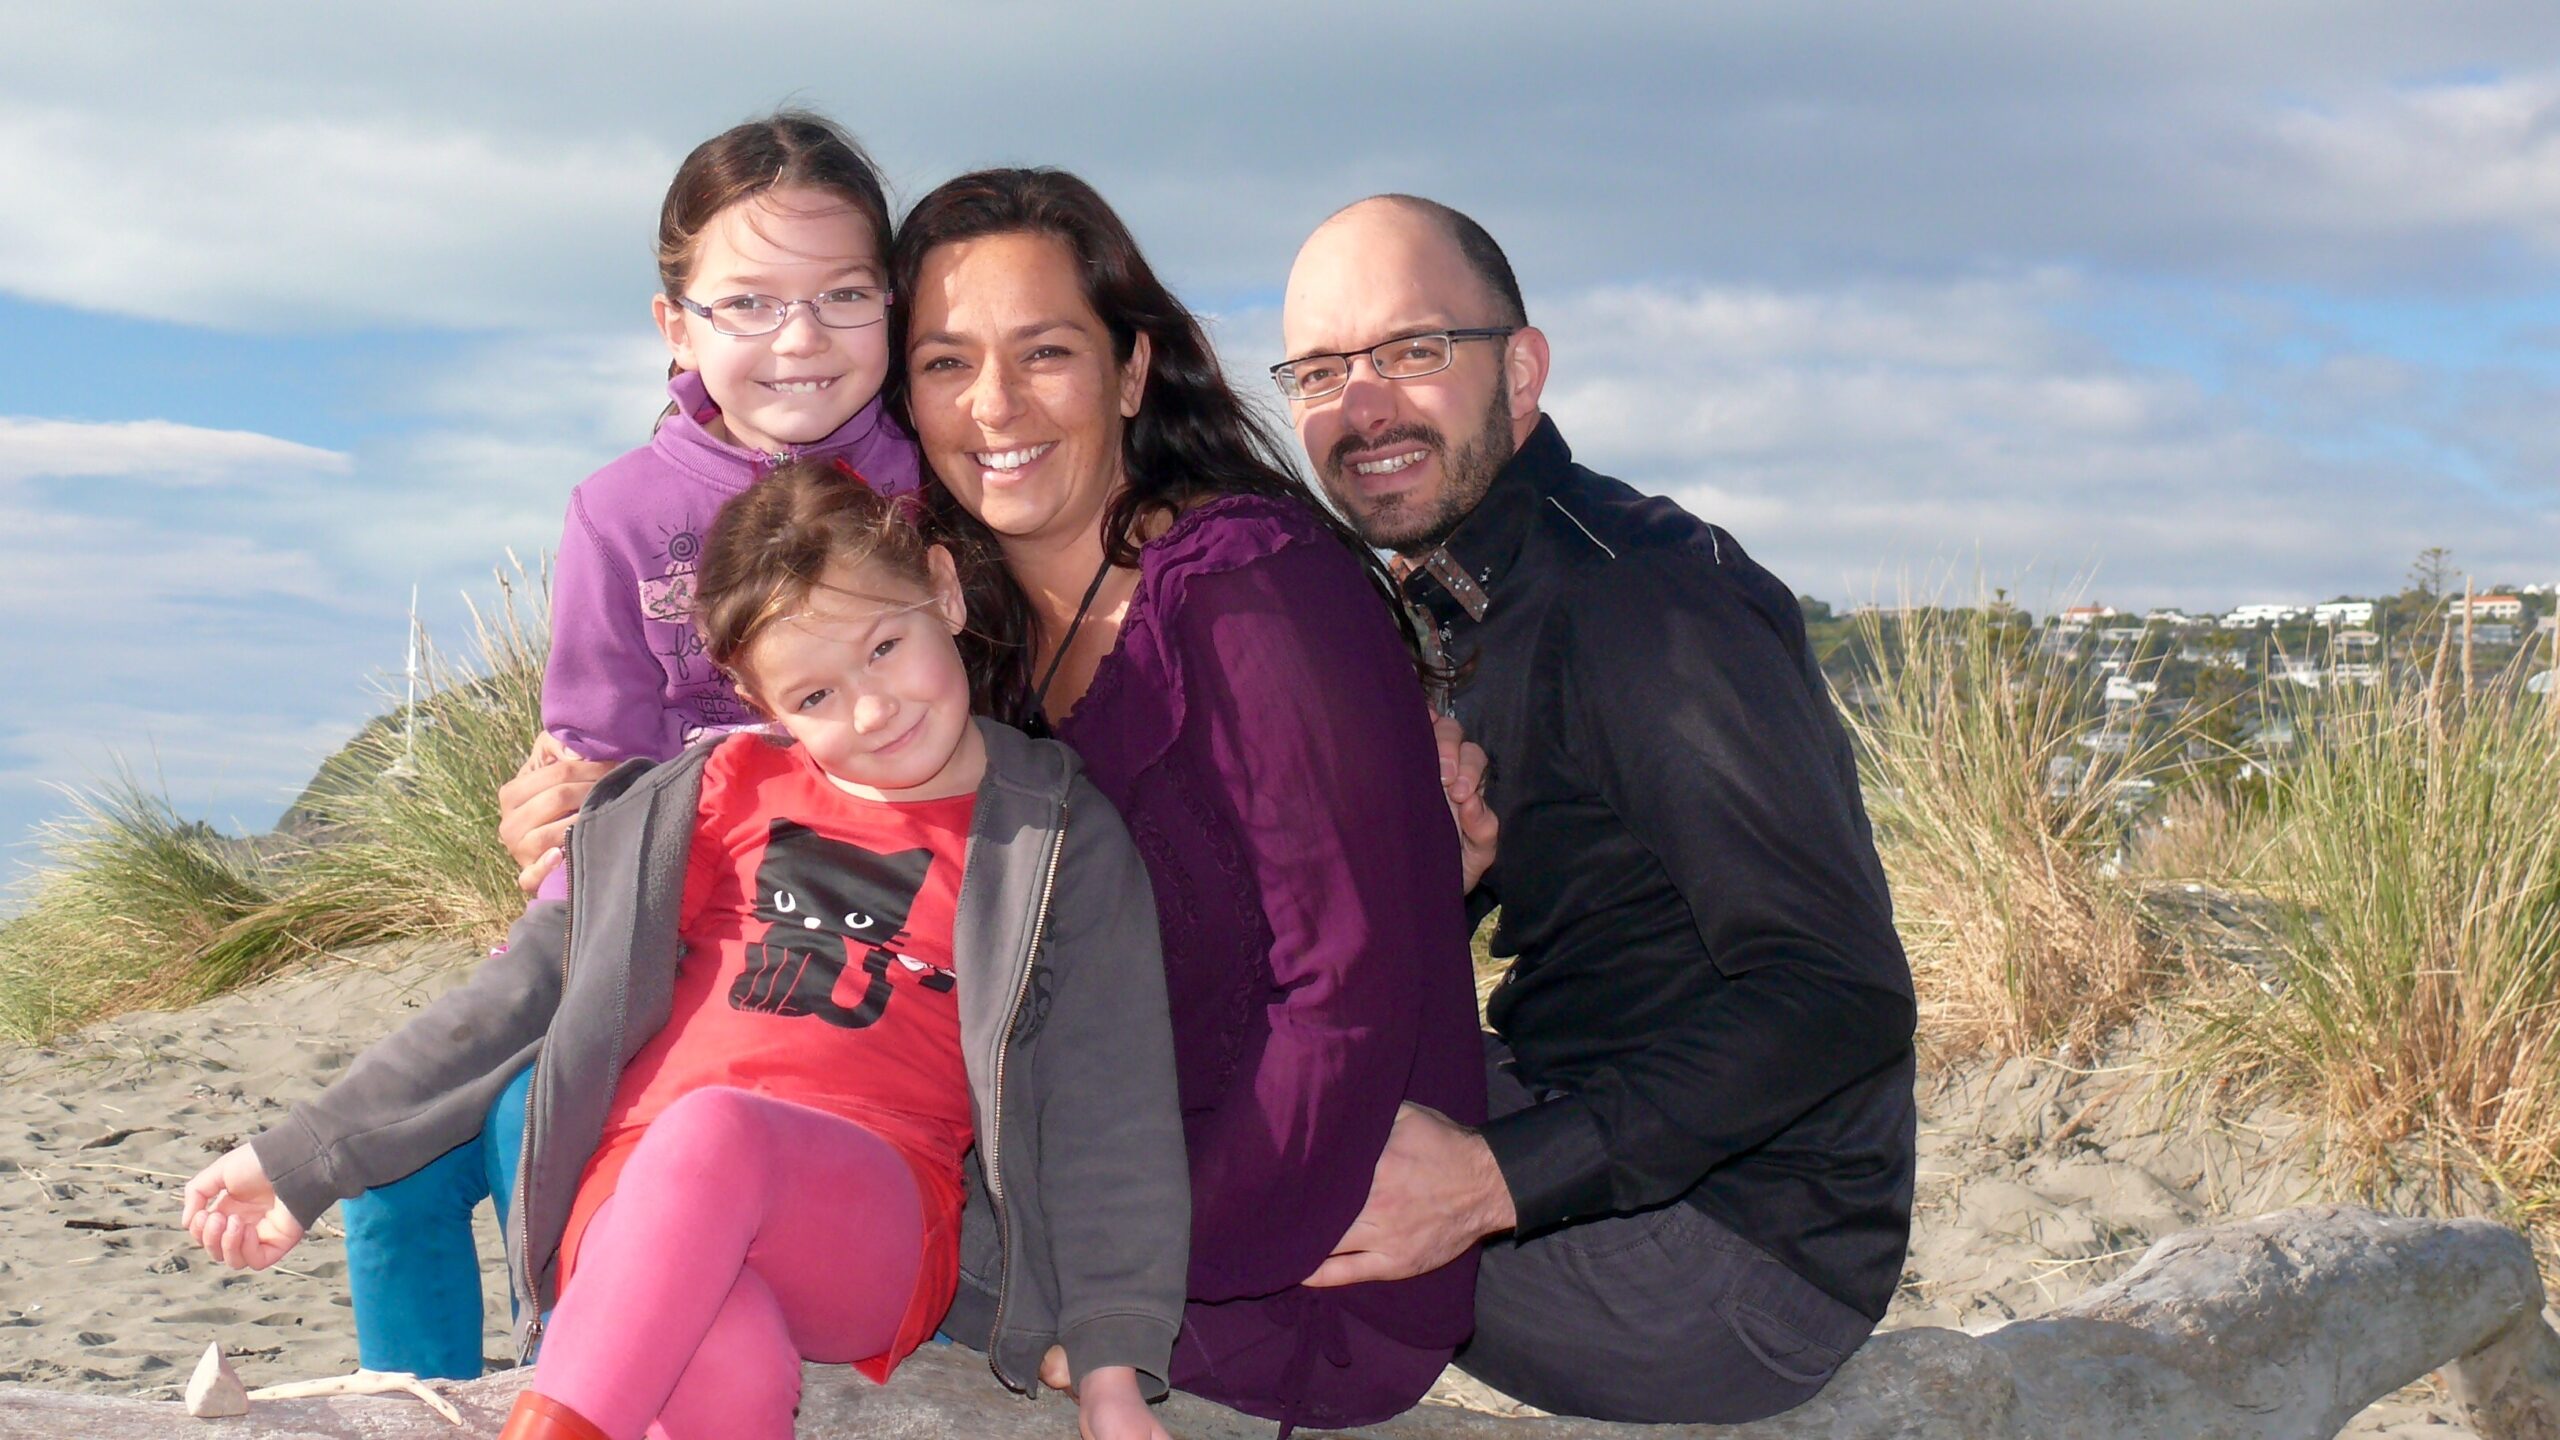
[676,287,894,338]
[1269,327,1516,401]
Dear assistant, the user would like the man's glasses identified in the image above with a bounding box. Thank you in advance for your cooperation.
[677,287,893,338]
[1269,327,1516,402]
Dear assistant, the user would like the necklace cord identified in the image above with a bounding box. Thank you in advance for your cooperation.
[1030,553,1119,723]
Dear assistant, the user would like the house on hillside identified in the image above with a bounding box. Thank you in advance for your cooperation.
[2332,629,2382,685]
[2312,601,2374,626]
[2223,603,2302,628]
[2460,594,2525,621]
[2057,604,2118,630]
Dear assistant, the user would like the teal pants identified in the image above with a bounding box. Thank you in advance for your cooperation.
[339,1065,533,1379]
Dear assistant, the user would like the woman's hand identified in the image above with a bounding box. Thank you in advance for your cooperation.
[497,733,615,893]
[1075,1365,1171,1440]
[1434,715,1498,892]
[180,1144,306,1271]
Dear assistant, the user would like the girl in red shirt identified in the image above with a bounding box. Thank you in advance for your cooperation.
[182,461,1182,1440]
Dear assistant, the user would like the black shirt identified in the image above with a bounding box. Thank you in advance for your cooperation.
[1406,417,1916,1319]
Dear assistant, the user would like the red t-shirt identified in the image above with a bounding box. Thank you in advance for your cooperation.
[561,735,976,1380]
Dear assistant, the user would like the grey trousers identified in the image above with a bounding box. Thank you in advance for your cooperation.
[1457,1041,1878,1424]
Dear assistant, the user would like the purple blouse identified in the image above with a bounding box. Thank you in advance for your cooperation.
[1056,494,1485,1429]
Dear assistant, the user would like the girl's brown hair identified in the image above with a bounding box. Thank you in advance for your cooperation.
[694,459,1022,715]
[657,110,893,298]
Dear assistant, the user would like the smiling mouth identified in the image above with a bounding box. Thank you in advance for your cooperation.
[1351,450,1428,476]
[870,714,923,757]
[970,442,1056,472]
[762,377,840,395]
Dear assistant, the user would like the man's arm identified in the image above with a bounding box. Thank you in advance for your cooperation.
[1478,546,1915,1229]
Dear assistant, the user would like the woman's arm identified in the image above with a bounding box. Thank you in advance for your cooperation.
[1164,530,1478,1302]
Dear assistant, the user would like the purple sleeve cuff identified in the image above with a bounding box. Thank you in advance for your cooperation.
[1479,1092,1614,1233]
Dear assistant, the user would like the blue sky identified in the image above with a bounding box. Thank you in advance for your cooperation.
[5,1,2558,861]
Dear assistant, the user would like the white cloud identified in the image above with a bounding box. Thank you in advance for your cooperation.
[1522,279,2560,608]
[2233,74,2560,254]
[0,105,672,330]
[0,417,348,486]
[3,5,2558,327]
[0,705,368,848]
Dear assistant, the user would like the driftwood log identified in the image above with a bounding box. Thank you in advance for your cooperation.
[1,1205,2552,1439]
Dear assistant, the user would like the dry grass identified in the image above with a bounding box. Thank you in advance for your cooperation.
[2188,676,2560,1209]
[0,774,285,1041]
[0,562,549,1045]
[1841,602,2185,1062]
[2129,784,2278,889]
[267,561,551,947]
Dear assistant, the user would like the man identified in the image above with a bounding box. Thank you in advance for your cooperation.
[1280,196,1916,1425]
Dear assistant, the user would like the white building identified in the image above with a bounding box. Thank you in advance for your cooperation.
[2312,601,2374,627]
[2223,604,2302,629]
[2461,595,2525,621]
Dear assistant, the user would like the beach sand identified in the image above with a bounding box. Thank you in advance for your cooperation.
[0,942,2517,1435]
[0,942,514,1396]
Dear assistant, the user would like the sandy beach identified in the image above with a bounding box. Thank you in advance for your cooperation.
[0,941,2520,1436]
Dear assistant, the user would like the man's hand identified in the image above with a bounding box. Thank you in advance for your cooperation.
[496,733,615,893]
[181,1144,306,1271]
[1433,715,1498,893]
[1305,1101,1516,1288]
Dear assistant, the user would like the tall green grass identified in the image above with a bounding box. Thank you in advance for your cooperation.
[0,562,549,1045]
[1841,601,2190,1059]
[272,563,550,945]
[2190,676,2560,1202]
[0,773,284,1040]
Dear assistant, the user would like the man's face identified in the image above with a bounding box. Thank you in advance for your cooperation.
[1281,205,1529,556]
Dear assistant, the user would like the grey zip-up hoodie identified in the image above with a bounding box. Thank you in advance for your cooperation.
[251,720,1190,1396]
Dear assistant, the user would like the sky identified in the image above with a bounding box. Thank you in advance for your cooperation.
[4,1,2558,858]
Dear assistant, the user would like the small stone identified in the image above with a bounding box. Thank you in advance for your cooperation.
[184,1342,247,1418]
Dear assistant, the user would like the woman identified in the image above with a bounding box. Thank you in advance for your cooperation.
[503,169,1489,1432]
[893,169,1486,1430]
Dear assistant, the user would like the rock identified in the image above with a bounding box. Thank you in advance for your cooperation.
[1,1206,2553,1438]
[181,1344,244,1418]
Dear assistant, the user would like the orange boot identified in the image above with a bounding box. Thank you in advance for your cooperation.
[495,1389,611,1440]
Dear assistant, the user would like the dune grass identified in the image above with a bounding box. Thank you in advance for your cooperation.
[0,563,549,1045]
[1839,601,2192,1061]
[2185,675,2560,1207]
[269,563,551,947]
[0,774,286,1042]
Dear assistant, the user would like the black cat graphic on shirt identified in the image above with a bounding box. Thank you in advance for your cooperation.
[729,819,953,1029]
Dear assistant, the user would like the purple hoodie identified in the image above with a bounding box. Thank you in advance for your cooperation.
[542,370,921,765]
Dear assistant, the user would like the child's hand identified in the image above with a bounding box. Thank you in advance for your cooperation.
[1433,714,1498,892]
[498,733,614,893]
[180,1144,306,1270]
[1074,1366,1170,1440]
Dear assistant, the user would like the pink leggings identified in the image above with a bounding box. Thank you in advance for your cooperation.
[531,1087,925,1440]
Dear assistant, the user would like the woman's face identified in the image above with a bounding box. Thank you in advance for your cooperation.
[904,231,1151,554]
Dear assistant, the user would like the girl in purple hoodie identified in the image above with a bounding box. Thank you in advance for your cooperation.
[337,109,922,1383]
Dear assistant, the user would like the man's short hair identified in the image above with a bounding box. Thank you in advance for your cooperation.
[1357,194,1529,329]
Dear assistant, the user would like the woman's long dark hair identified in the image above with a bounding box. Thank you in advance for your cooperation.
[890,167,1420,724]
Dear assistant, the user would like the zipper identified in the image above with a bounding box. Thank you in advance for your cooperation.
[985,804,1070,1391]
[514,833,576,1360]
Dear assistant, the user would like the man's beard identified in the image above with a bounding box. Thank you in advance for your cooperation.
[1323,378,1516,557]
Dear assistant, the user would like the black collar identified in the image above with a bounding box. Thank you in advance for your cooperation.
[1398,414,1573,627]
